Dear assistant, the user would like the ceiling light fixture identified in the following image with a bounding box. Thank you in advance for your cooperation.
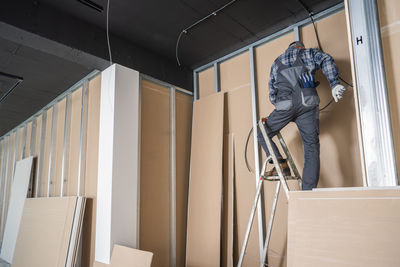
[77,0,103,12]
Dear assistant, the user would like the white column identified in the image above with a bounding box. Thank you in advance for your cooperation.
[95,64,141,264]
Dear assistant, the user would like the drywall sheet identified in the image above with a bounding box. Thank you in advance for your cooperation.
[82,74,102,267]
[25,121,32,158]
[186,92,224,266]
[1,131,16,238]
[67,87,83,196]
[222,134,234,267]
[175,92,192,267]
[68,197,87,266]
[225,87,259,266]
[12,197,77,267]
[198,66,215,99]
[301,11,362,187]
[220,52,251,93]
[40,108,52,196]
[52,98,66,197]
[378,0,400,181]
[94,245,153,267]
[262,180,300,266]
[0,156,33,263]
[288,188,400,267]
[139,79,170,267]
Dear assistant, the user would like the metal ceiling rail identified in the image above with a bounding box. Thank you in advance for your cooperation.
[193,2,344,75]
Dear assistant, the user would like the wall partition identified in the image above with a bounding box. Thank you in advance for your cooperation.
[192,2,375,266]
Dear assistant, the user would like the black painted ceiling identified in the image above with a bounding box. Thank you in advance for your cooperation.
[38,0,342,68]
[0,0,342,135]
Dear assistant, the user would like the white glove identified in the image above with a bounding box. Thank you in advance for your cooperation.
[331,84,346,102]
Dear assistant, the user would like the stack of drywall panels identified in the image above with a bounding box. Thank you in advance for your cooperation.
[94,245,153,267]
[12,196,86,267]
[288,188,400,267]
[0,157,34,263]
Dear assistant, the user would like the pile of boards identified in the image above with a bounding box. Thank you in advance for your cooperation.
[0,157,86,267]
[94,245,153,267]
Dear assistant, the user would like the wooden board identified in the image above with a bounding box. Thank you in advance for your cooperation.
[25,121,32,158]
[378,0,400,181]
[39,108,52,196]
[225,87,260,266]
[220,52,251,93]
[12,197,78,267]
[82,74,102,267]
[0,157,33,263]
[175,92,192,267]
[53,98,66,196]
[222,133,235,267]
[139,80,170,267]
[288,188,400,267]
[198,66,215,99]
[301,11,362,187]
[67,87,83,196]
[186,92,224,266]
[94,245,153,267]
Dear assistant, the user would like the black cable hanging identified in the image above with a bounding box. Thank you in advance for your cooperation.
[244,2,356,172]
[296,0,353,112]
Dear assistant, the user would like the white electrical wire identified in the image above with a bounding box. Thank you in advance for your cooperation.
[106,0,112,65]
[175,0,237,66]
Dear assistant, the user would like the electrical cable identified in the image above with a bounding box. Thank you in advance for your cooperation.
[244,127,254,173]
[106,0,112,65]
[175,0,237,66]
[296,0,353,112]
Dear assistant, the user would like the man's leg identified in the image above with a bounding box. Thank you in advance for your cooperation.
[257,109,294,159]
[295,107,320,190]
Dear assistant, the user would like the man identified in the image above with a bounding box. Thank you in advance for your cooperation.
[258,41,346,190]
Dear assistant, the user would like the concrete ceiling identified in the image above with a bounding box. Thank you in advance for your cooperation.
[0,0,342,136]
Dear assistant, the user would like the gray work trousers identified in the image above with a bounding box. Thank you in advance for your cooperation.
[257,106,320,190]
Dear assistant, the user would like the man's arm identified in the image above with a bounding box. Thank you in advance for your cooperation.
[268,62,279,104]
[311,48,339,88]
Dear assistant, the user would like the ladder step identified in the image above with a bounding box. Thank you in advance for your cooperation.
[262,175,301,181]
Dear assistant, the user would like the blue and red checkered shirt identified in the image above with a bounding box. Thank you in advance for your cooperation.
[269,46,339,104]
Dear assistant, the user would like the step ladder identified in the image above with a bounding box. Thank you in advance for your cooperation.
[237,118,302,267]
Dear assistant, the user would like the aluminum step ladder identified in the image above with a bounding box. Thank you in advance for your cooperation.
[237,118,302,267]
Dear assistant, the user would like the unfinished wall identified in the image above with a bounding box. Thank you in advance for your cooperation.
[140,80,171,266]
[0,71,193,266]
[378,0,400,181]
[0,72,102,266]
[139,79,192,267]
[198,66,215,98]
[196,9,362,267]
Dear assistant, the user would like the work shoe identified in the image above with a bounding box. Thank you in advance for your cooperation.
[264,159,291,177]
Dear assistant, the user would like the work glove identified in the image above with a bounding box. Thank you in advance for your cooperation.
[300,72,317,88]
[331,84,346,102]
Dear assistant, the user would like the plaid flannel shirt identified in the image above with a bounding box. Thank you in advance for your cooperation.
[268,46,339,104]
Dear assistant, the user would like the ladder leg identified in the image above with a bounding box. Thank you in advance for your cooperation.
[260,181,280,267]
[237,178,264,267]
[258,120,290,199]
[277,132,302,188]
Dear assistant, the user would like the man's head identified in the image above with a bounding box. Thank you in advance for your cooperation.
[288,41,305,49]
